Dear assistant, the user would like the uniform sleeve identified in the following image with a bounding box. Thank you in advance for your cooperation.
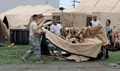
[32,23,38,30]
[50,25,55,33]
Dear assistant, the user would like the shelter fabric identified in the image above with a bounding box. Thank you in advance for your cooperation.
[74,0,120,14]
[42,26,108,58]
[0,19,9,41]
[0,5,60,29]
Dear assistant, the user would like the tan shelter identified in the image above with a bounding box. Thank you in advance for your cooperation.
[0,5,60,29]
[74,0,120,14]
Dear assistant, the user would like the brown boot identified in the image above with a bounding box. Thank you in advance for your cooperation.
[100,54,106,60]
[21,57,27,63]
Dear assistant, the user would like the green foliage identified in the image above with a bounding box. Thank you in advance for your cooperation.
[59,7,65,11]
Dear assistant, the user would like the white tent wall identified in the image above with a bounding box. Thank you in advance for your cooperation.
[52,12,92,28]
[93,12,120,34]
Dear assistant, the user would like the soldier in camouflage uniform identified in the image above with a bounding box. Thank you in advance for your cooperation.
[21,14,44,64]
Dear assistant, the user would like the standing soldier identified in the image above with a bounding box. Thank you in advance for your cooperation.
[21,14,44,64]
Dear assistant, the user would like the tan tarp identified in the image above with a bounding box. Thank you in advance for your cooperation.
[42,26,108,58]
[74,0,120,14]
[0,19,9,41]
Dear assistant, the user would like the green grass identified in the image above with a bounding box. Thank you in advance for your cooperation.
[0,42,58,64]
[0,42,120,64]
[96,51,120,64]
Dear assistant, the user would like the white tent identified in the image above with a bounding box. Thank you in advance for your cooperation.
[74,0,120,14]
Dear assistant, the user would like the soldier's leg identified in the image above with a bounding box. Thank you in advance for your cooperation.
[34,47,41,61]
[24,36,34,58]
[57,48,62,56]
[33,36,41,61]
[24,48,34,58]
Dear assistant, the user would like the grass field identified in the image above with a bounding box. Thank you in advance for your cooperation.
[0,42,120,64]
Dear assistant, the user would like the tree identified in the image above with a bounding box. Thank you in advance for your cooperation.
[59,7,65,12]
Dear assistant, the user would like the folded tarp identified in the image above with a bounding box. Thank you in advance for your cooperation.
[42,26,108,58]
[0,19,10,41]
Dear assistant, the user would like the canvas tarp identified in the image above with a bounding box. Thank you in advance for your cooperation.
[0,19,9,41]
[74,0,120,14]
[42,26,108,58]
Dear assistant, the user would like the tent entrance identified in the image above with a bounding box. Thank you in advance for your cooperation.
[3,16,9,29]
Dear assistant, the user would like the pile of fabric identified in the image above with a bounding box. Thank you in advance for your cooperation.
[0,19,9,41]
[60,27,87,43]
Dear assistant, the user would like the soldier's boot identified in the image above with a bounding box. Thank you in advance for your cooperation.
[21,57,27,63]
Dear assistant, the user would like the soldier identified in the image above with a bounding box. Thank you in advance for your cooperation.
[21,14,44,64]
[49,19,63,56]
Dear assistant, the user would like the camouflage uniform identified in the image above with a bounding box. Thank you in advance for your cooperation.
[24,35,41,61]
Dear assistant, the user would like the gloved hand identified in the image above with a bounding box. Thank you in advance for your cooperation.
[40,32,46,35]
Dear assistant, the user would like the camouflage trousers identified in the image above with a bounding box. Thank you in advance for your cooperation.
[24,35,41,61]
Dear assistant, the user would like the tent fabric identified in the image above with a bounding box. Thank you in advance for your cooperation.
[42,26,108,58]
[0,5,60,20]
[93,0,119,12]
[0,5,60,29]
[63,8,74,12]
[111,1,120,13]
[0,19,10,41]
[74,0,120,14]
[74,0,100,14]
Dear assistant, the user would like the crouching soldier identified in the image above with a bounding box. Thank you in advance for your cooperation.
[21,14,45,64]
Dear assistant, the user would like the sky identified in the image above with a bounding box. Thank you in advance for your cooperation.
[60,0,81,8]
